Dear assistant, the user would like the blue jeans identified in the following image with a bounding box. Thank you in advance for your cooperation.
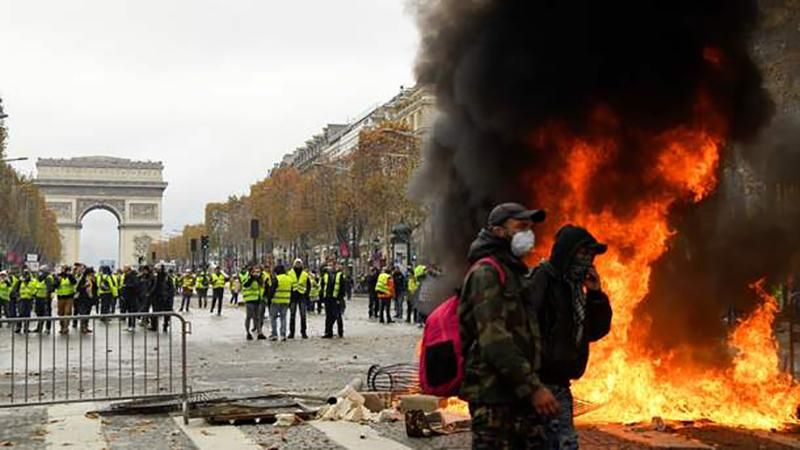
[270,303,288,338]
[545,385,579,449]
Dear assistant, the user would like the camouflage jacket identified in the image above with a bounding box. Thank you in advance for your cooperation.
[458,230,542,405]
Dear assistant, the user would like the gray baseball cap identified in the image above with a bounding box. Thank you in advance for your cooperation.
[487,203,546,226]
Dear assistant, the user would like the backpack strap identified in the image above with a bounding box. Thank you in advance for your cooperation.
[470,256,507,286]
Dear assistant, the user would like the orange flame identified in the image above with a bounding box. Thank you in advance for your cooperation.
[525,95,800,429]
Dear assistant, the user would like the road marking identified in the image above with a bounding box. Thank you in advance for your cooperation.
[46,403,106,449]
[311,420,413,450]
[173,416,261,450]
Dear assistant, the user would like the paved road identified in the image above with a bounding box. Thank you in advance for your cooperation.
[0,295,799,448]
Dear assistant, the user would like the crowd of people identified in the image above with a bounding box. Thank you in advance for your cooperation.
[0,256,428,342]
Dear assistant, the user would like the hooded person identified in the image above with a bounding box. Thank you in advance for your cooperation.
[458,202,558,449]
[531,224,612,448]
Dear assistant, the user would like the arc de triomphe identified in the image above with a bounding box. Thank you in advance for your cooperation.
[33,156,167,267]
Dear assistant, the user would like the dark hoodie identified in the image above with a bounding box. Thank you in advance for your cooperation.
[533,225,612,385]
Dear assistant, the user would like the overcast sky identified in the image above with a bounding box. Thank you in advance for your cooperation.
[0,0,420,266]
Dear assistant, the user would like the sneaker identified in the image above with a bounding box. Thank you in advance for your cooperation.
[269,336,277,341]
[287,334,294,339]
[280,337,287,342]
[246,333,253,341]
[321,335,333,339]
[301,334,308,339]
[257,334,266,340]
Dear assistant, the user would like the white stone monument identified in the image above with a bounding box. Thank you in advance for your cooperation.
[33,156,167,266]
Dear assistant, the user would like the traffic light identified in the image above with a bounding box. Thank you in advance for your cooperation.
[201,235,209,250]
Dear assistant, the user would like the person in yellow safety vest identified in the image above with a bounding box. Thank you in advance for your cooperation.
[97,266,118,321]
[0,271,13,326]
[210,266,228,316]
[375,267,395,324]
[55,265,78,334]
[195,269,210,309]
[112,269,123,314]
[17,268,36,333]
[241,264,266,340]
[309,271,321,315]
[270,264,292,341]
[406,264,427,324]
[287,258,310,339]
[179,269,195,312]
[321,261,347,338]
[6,268,20,327]
[229,270,243,305]
[34,266,55,333]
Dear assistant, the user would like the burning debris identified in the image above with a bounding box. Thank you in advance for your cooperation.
[411,0,800,429]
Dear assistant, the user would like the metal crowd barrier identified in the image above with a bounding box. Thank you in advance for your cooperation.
[0,313,192,422]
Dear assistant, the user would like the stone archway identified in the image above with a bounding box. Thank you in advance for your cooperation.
[33,156,167,267]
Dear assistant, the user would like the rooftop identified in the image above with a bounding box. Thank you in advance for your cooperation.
[37,156,163,170]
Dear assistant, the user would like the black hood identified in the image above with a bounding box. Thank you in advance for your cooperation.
[548,225,606,276]
[467,228,527,273]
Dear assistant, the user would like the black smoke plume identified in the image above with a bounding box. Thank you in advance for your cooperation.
[409,0,779,358]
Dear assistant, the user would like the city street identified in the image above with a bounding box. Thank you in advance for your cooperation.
[0,294,797,449]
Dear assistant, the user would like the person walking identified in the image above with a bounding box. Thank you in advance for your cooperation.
[532,225,612,449]
[375,267,394,324]
[287,258,309,339]
[321,261,346,338]
[74,267,96,334]
[366,267,379,319]
[210,266,227,316]
[120,266,141,331]
[179,269,194,312]
[392,267,406,320]
[33,266,55,333]
[270,265,292,341]
[308,271,321,315]
[112,269,123,314]
[54,265,77,335]
[151,265,174,332]
[138,265,155,328]
[5,267,20,328]
[0,271,13,323]
[16,269,36,333]
[241,265,266,340]
[459,202,556,449]
[97,266,118,320]
[230,270,242,305]
[195,268,210,309]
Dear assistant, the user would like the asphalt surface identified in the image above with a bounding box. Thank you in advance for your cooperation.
[0,294,799,449]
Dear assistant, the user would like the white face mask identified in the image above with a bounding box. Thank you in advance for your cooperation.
[510,229,536,257]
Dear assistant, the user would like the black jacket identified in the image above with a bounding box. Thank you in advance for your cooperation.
[533,226,612,385]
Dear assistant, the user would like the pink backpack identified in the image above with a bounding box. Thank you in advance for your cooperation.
[418,257,506,397]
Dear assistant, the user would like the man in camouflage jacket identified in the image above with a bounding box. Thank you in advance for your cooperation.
[459,203,560,450]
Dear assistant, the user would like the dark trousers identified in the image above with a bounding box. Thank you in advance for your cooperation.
[35,297,51,331]
[75,297,94,331]
[368,293,378,318]
[197,289,208,308]
[323,297,343,337]
[211,288,224,315]
[230,291,239,304]
[180,293,192,312]
[18,299,33,331]
[469,403,546,450]
[121,293,138,327]
[289,293,307,337]
[379,298,393,323]
[100,293,114,315]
